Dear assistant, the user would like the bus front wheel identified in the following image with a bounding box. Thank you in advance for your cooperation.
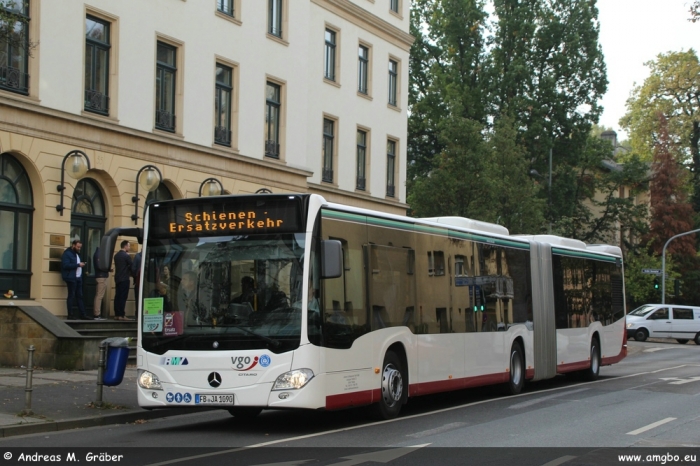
[374,351,405,420]
[507,342,525,395]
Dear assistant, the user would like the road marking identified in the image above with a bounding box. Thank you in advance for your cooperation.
[145,365,689,466]
[508,388,589,409]
[407,422,467,438]
[250,461,314,466]
[643,348,673,353]
[325,444,431,466]
[540,455,577,466]
[626,417,676,435]
[651,365,687,373]
[659,376,700,385]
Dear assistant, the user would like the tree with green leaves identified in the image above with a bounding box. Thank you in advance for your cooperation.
[620,50,700,210]
[644,114,696,257]
[690,0,699,22]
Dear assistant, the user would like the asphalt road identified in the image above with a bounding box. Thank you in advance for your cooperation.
[1,340,699,465]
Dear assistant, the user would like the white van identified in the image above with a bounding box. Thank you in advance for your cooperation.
[626,304,700,344]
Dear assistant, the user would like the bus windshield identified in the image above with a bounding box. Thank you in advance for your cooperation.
[141,232,306,354]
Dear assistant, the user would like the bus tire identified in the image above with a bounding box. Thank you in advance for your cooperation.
[228,407,262,420]
[634,328,648,342]
[676,339,689,345]
[582,337,601,382]
[374,351,405,420]
[507,341,525,395]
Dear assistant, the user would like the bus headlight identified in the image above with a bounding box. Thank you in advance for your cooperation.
[138,370,163,390]
[272,369,314,390]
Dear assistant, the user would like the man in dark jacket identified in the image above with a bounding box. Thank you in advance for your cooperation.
[92,247,109,320]
[61,239,91,320]
[113,240,134,321]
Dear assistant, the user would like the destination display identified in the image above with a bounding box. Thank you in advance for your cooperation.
[148,196,305,238]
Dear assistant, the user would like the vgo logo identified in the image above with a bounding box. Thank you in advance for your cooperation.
[232,354,271,371]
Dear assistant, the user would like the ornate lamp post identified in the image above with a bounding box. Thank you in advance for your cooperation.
[131,165,162,224]
[56,150,91,215]
[199,178,223,197]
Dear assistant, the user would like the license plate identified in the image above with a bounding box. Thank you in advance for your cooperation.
[195,394,234,405]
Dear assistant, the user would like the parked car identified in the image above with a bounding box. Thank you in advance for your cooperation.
[626,304,700,345]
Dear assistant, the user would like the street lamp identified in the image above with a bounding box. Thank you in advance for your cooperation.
[131,165,162,224]
[56,150,91,215]
[199,178,223,197]
[661,228,700,304]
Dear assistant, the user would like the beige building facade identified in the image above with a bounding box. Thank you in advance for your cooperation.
[0,0,413,317]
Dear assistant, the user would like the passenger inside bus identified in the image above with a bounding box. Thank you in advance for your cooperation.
[232,276,256,307]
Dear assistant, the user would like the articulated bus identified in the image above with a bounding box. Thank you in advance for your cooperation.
[99,194,627,419]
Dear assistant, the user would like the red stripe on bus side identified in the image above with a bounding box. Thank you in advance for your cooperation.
[409,372,509,397]
[602,344,627,366]
[556,360,590,373]
[325,389,378,410]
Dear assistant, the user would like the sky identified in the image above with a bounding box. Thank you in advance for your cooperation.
[596,0,699,140]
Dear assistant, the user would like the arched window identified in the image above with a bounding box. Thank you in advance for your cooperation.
[72,178,105,217]
[0,153,33,297]
[146,183,173,204]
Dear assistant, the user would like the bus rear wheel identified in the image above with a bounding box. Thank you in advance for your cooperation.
[507,342,525,395]
[374,351,405,420]
[581,337,601,381]
[228,407,262,420]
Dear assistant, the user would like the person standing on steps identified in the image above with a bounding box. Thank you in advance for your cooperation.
[113,240,134,321]
[61,239,92,320]
[92,246,110,320]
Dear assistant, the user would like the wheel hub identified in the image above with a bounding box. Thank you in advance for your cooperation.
[381,364,403,407]
[510,350,522,385]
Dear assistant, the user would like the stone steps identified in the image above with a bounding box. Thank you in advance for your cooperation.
[65,319,138,360]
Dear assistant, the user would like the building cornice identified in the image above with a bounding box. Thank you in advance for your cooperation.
[0,98,312,192]
[311,0,415,52]
[309,182,408,214]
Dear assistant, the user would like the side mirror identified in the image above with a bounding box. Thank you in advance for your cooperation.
[321,240,342,279]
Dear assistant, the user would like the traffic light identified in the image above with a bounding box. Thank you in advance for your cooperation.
[653,277,660,290]
[674,279,680,297]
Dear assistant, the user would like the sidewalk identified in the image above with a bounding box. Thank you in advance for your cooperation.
[0,366,199,438]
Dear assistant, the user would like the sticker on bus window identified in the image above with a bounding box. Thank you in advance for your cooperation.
[143,298,164,332]
[163,311,184,337]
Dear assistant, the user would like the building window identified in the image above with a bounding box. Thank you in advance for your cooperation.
[155,42,177,132]
[358,45,369,94]
[268,0,282,37]
[215,64,232,146]
[386,139,396,197]
[0,152,33,298]
[322,118,334,183]
[84,16,110,115]
[217,0,234,16]
[324,29,336,81]
[388,59,398,106]
[390,0,399,13]
[356,130,367,191]
[265,82,281,158]
[0,1,29,94]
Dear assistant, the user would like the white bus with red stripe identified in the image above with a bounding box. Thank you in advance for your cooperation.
[99,194,626,420]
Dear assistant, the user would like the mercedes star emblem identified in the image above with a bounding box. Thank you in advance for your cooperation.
[208,372,222,388]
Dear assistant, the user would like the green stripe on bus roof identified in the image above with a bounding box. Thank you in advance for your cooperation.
[323,209,529,249]
[552,247,618,262]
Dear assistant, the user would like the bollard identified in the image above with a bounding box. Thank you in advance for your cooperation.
[21,345,35,416]
[95,341,107,407]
